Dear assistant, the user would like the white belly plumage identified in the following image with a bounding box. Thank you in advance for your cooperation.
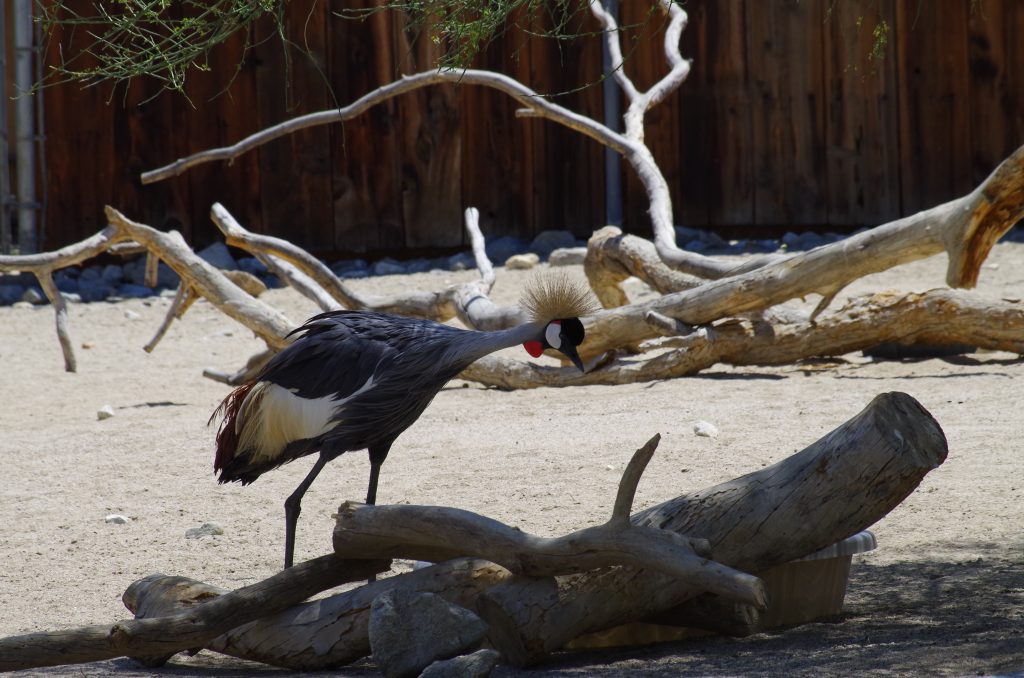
[235,382,340,466]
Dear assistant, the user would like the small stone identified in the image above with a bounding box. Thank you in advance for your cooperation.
[97,405,116,420]
[21,288,45,305]
[236,257,269,276]
[548,247,586,266]
[694,421,719,438]
[419,649,500,678]
[0,284,25,305]
[123,309,142,321]
[185,522,224,539]
[373,258,407,276]
[101,264,124,283]
[12,301,33,309]
[369,590,488,678]
[105,514,130,524]
[197,242,238,271]
[485,236,527,263]
[529,230,577,257]
[504,253,539,270]
[118,284,155,299]
[82,342,96,349]
[447,252,474,271]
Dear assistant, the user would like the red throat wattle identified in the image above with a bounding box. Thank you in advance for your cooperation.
[523,340,544,357]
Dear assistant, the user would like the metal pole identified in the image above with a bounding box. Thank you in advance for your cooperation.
[13,0,37,253]
[601,0,623,228]
[0,1,12,253]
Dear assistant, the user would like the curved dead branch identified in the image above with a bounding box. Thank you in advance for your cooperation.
[0,226,129,371]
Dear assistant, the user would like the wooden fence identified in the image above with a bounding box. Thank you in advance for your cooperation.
[21,0,1024,255]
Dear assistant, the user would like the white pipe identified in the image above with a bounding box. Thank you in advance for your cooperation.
[0,2,11,252]
[13,0,37,252]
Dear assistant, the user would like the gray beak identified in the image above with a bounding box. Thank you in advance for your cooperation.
[563,344,586,373]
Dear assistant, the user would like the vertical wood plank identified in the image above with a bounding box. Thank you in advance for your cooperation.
[966,0,1023,185]
[895,0,972,214]
[747,0,828,228]
[460,24,532,244]
[526,10,604,239]
[393,16,463,249]
[252,1,333,251]
[672,0,755,231]
[178,27,263,244]
[823,0,900,228]
[327,1,403,253]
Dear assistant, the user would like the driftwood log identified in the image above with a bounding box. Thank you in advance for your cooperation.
[476,391,947,665]
[124,558,511,670]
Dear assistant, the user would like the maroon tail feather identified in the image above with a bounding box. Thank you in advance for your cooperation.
[209,381,258,476]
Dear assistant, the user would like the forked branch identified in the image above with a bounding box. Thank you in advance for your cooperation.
[333,434,768,610]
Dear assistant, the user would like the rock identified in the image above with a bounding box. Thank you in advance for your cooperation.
[529,230,577,257]
[21,287,45,305]
[78,278,116,302]
[101,264,124,283]
[123,309,142,321]
[0,285,24,305]
[79,266,102,283]
[54,271,79,293]
[447,252,475,271]
[197,242,238,271]
[405,258,433,274]
[684,238,709,252]
[419,649,500,678]
[505,253,539,270]
[486,236,527,263]
[548,247,587,266]
[104,514,131,525]
[675,225,727,248]
[236,257,269,276]
[118,284,155,299]
[185,522,224,539]
[97,405,116,420]
[331,258,369,277]
[373,258,407,276]
[129,261,179,289]
[694,421,719,438]
[12,301,32,309]
[62,293,82,304]
[369,590,488,678]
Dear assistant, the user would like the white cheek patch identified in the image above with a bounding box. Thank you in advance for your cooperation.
[545,322,562,350]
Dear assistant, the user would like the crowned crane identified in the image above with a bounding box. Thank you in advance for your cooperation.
[211,274,597,568]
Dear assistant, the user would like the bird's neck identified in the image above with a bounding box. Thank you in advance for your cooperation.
[455,321,545,364]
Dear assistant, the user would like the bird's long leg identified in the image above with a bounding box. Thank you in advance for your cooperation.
[283,452,329,569]
[365,444,391,506]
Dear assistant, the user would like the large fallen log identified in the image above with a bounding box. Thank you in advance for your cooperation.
[476,391,947,665]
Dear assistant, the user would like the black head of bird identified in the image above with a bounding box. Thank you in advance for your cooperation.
[518,271,596,372]
[210,271,599,568]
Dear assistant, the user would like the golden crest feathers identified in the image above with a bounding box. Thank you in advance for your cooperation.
[520,271,600,322]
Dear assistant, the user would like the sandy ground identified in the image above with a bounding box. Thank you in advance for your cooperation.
[1,245,1023,677]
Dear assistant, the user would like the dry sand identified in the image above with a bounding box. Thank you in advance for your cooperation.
[1,245,1022,676]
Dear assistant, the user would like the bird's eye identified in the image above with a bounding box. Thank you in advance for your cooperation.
[545,322,562,350]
